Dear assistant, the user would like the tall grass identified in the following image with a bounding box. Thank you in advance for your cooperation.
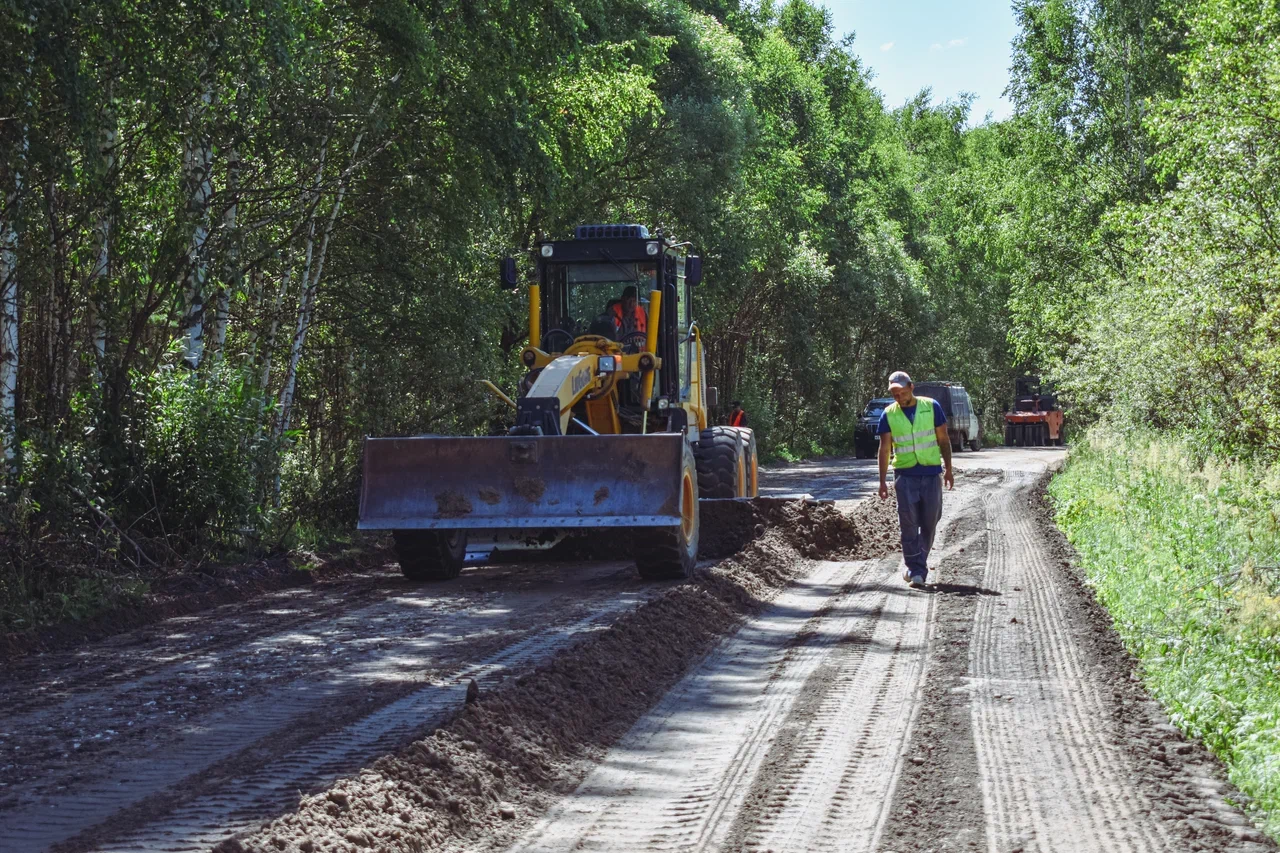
[1051,430,1280,837]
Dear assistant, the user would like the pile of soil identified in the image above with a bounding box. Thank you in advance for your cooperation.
[219,500,899,853]
[699,494,901,560]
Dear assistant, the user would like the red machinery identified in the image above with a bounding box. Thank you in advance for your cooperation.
[1004,377,1065,447]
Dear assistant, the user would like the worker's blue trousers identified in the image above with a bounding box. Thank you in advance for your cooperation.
[895,474,943,579]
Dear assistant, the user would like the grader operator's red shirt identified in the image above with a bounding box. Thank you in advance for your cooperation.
[611,302,646,334]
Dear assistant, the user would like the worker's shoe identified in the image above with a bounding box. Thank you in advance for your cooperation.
[903,568,927,589]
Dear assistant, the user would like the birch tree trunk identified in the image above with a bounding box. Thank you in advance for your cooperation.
[210,147,240,358]
[0,208,20,466]
[273,77,396,443]
[259,255,290,395]
[181,86,214,369]
[1,126,28,467]
[273,131,330,437]
[90,112,116,381]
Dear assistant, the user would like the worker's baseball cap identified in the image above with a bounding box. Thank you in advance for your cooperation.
[622,285,638,298]
[888,371,912,390]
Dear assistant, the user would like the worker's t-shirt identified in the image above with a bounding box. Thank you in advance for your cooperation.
[877,400,947,477]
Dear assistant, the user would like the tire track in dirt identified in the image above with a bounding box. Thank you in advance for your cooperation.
[84,608,638,853]
[736,490,985,853]
[0,564,651,853]
[507,489,989,853]
[875,485,995,852]
[969,473,1171,852]
[507,558,884,852]
[724,565,924,853]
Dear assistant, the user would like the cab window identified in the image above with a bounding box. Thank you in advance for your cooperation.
[544,261,658,349]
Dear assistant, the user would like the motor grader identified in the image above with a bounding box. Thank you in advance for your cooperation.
[358,224,758,581]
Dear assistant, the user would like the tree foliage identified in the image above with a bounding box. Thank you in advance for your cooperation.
[0,0,1016,623]
[999,0,1279,456]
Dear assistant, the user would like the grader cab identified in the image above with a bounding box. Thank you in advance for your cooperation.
[359,224,758,581]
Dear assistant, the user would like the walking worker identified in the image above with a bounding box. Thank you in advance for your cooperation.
[728,401,748,428]
[877,371,954,588]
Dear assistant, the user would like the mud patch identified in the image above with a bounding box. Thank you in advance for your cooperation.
[222,502,898,853]
[477,488,502,506]
[512,478,546,504]
[435,491,474,517]
[592,486,610,505]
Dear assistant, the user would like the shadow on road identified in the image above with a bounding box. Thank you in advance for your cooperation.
[925,582,1002,597]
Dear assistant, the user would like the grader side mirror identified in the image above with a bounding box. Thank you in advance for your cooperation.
[500,257,519,290]
[686,256,703,286]
[707,386,719,409]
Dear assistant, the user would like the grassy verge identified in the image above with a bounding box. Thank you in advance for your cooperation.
[1050,430,1280,837]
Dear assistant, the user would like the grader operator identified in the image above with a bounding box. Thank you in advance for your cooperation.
[358,224,758,582]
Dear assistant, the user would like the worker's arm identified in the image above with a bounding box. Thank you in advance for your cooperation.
[878,433,891,499]
[935,424,954,490]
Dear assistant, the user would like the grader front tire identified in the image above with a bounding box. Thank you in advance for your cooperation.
[636,443,700,580]
[392,530,468,581]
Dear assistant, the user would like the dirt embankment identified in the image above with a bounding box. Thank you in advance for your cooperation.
[0,545,390,660]
[217,497,900,853]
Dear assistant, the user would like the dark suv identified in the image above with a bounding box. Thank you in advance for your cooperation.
[914,381,981,451]
[854,397,895,458]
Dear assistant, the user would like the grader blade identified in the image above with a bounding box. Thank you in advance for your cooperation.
[359,434,688,530]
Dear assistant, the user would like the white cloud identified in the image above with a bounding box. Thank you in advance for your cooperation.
[930,43,943,51]
[880,41,895,52]
[948,38,967,47]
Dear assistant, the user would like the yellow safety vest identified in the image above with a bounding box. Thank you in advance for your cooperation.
[886,397,942,469]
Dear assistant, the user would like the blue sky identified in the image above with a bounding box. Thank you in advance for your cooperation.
[822,1,1020,122]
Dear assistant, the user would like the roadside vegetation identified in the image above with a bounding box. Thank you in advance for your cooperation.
[1052,433,1280,835]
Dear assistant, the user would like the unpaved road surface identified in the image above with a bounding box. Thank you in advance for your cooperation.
[504,448,1275,853]
[1,447,1274,853]
[0,558,662,852]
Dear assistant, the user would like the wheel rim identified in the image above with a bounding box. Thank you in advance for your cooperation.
[681,470,697,541]
[736,452,747,497]
[750,454,759,496]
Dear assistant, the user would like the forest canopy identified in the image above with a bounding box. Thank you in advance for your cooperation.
[1,0,1277,624]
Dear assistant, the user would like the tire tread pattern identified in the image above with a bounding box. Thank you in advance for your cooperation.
[695,427,743,499]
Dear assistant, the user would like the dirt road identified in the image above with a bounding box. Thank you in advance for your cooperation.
[0,557,666,852]
[1,447,1273,852]
[503,448,1274,853]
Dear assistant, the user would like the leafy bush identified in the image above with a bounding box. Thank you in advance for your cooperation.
[1052,429,1280,837]
[0,363,278,631]
[124,362,276,549]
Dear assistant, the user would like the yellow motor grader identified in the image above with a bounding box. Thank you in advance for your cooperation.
[358,224,758,581]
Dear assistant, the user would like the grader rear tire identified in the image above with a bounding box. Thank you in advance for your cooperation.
[392,530,467,581]
[636,442,700,580]
[695,426,746,499]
